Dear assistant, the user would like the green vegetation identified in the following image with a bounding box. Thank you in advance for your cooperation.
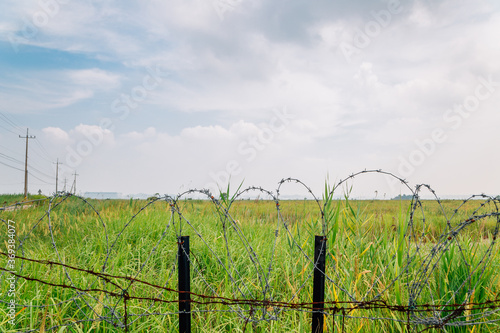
[0,194,25,206]
[1,193,499,332]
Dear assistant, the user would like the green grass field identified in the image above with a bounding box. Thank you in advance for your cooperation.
[1,192,500,332]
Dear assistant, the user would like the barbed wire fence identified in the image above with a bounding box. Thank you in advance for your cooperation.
[1,170,500,332]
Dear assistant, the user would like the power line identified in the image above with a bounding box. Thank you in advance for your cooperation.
[0,181,24,186]
[0,157,53,185]
[34,139,54,161]
[27,163,55,180]
[0,111,23,136]
[1,146,54,178]
[0,123,20,135]
[0,160,25,172]
[0,152,24,165]
[0,144,24,158]
[31,145,53,164]
[0,110,55,175]
[26,150,56,176]
[1,152,55,181]
[28,171,54,185]
[0,110,21,129]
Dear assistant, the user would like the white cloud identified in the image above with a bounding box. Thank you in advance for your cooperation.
[71,124,115,146]
[180,125,233,140]
[67,69,121,90]
[409,1,434,27]
[354,62,379,87]
[123,127,157,141]
[42,126,69,143]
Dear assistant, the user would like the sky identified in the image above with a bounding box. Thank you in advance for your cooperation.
[0,0,499,199]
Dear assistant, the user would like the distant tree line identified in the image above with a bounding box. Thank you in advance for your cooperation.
[391,194,413,200]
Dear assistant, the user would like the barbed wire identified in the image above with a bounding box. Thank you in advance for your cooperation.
[1,170,499,332]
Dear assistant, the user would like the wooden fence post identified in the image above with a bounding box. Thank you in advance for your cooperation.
[312,235,327,333]
[178,236,191,333]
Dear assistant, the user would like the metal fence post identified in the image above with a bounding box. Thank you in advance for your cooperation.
[312,235,327,333]
[178,236,191,333]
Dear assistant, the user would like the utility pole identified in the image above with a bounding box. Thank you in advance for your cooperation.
[63,178,67,192]
[53,159,62,194]
[19,128,36,200]
[72,171,79,195]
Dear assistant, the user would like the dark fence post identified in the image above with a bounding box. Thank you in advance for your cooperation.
[312,235,327,333]
[178,236,191,333]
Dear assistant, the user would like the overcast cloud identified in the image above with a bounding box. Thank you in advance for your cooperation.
[1,0,499,198]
